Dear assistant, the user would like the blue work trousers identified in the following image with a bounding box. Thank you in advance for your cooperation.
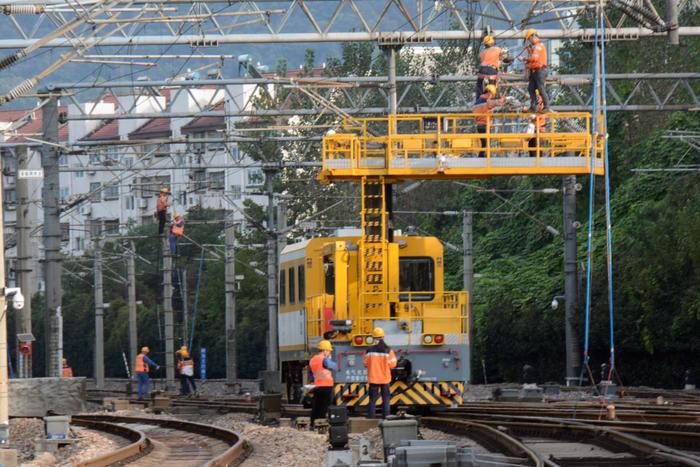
[368,383,391,419]
[169,234,178,254]
[137,372,150,400]
[528,67,550,110]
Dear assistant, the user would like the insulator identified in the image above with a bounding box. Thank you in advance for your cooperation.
[0,53,22,71]
[7,79,37,100]
[2,5,44,15]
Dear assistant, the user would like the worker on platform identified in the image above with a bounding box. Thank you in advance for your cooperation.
[364,327,397,419]
[475,35,512,100]
[136,346,160,400]
[522,29,550,112]
[176,347,197,396]
[527,90,547,157]
[62,358,73,378]
[473,84,505,158]
[169,214,185,254]
[155,187,171,235]
[309,340,337,426]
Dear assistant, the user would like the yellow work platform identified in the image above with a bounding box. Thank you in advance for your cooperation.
[320,113,605,181]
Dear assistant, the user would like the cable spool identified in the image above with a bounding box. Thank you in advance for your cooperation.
[3,5,45,15]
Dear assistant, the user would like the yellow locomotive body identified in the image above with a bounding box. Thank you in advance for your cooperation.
[279,232,469,407]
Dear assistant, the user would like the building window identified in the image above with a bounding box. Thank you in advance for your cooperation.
[231,146,241,162]
[104,185,119,200]
[124,158,133,168]
[59,154,68,166]
[125,195,134,210]
[230,185,242,200]
[90,153,101,165]
[206,130,224,151]
[4,189,16,204]
[298,265,305,302]
[288,267,295,304]
[74,237,84,251]
[247,168,264,187]
[208,171,225,190]
[60,223,70,243]
[105,147,119,164]
[90,219,101,237]
[104,219,119,236]
[59,187,69,202]
[140,176,170,198]
[279,269,286,306]
[89,182,101,202]
[191,170,206,192]
[399,257,435,301]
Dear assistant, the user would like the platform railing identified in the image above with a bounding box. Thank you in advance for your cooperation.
[321,113,605,177]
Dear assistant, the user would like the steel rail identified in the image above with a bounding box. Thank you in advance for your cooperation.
[71,418,150,466]
[422,416,545,466]
[73,414,248,466]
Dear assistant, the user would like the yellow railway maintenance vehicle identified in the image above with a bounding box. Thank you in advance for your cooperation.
[279,112,604,408]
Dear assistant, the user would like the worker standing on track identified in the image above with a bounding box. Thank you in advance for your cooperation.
[136,346,160,400]
[309,340,337,426]
[473,84,505,158]
[155,187,171,235]
[475,35,512,100]
[522,28,551,112]
[169,214,185,254]
[177,347,197,396]
[62,358,73,377]
[364,327,397,419]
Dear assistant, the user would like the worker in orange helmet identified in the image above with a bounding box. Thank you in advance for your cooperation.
[155,187,171,235]
[522,28,550,112]
[135,346,160,400]
[475,35,513,100]
[169,213,185,254]
[473,84,506,158]
[62,358,73,378]
[364,327,397,419]
[309,340,337,426]
[176,347,197,396]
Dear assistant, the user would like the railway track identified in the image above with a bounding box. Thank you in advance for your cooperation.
[423,416,700,466]
[72,414,248,466]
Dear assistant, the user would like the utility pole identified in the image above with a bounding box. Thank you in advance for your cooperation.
[667,0,679,45]
[127,241,137,379]
[41,94,62,377]
[224,214,237,385]
[462,210,474,383]
[94,238,105,389]
[181,268,188,344]
[0,157,11,445]
[563,176,580,383]
[264,166,278,372]
[15,145,32,378]
[163,239,175,390]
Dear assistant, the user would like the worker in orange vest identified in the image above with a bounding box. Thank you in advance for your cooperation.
[364,327,397,419]
[522,28,550,112]
[62,358,73,377]
[527,90,547,157]
[309,340,337,426]
[169,214,185,254]
[475,35,512,100]
[473,84,505,158]
[155,187,171,235]
[135,346,160,400]
[176,347,197,396]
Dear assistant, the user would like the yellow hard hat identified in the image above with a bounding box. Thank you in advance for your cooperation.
[318,340,333,351]
[141,346,150,353]
[372,327,385,339]
[482,35,495,46]
[173,213,181,220]
[524,28,537,40]
[485,84,497,95]
[160,186,169,193]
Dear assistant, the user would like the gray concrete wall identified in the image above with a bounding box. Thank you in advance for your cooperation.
[9,378,86,417]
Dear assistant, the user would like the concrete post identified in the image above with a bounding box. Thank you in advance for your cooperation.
[667,0,679,45]
[163,239,175,390]
[563,176,581,382]
[225,215,237,385]
[94,238,104,389]
[0,150,11,444]
[15,145,32,378]
[462,210,473,383]
[264,168,278,372]
[181,268,188,344]
[127,241,137,380]
[41,95,62,377]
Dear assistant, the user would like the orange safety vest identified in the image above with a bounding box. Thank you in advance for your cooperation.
[309,353,334,387]
[156,195,168,212]
[473,95,502,126]
[135,353,149,373]
[171,221,184,237]
[479,47,503,69]
[178,359,194,376]
[364,347,398,385]
[526,40,548,70]
[62,366,73,377]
